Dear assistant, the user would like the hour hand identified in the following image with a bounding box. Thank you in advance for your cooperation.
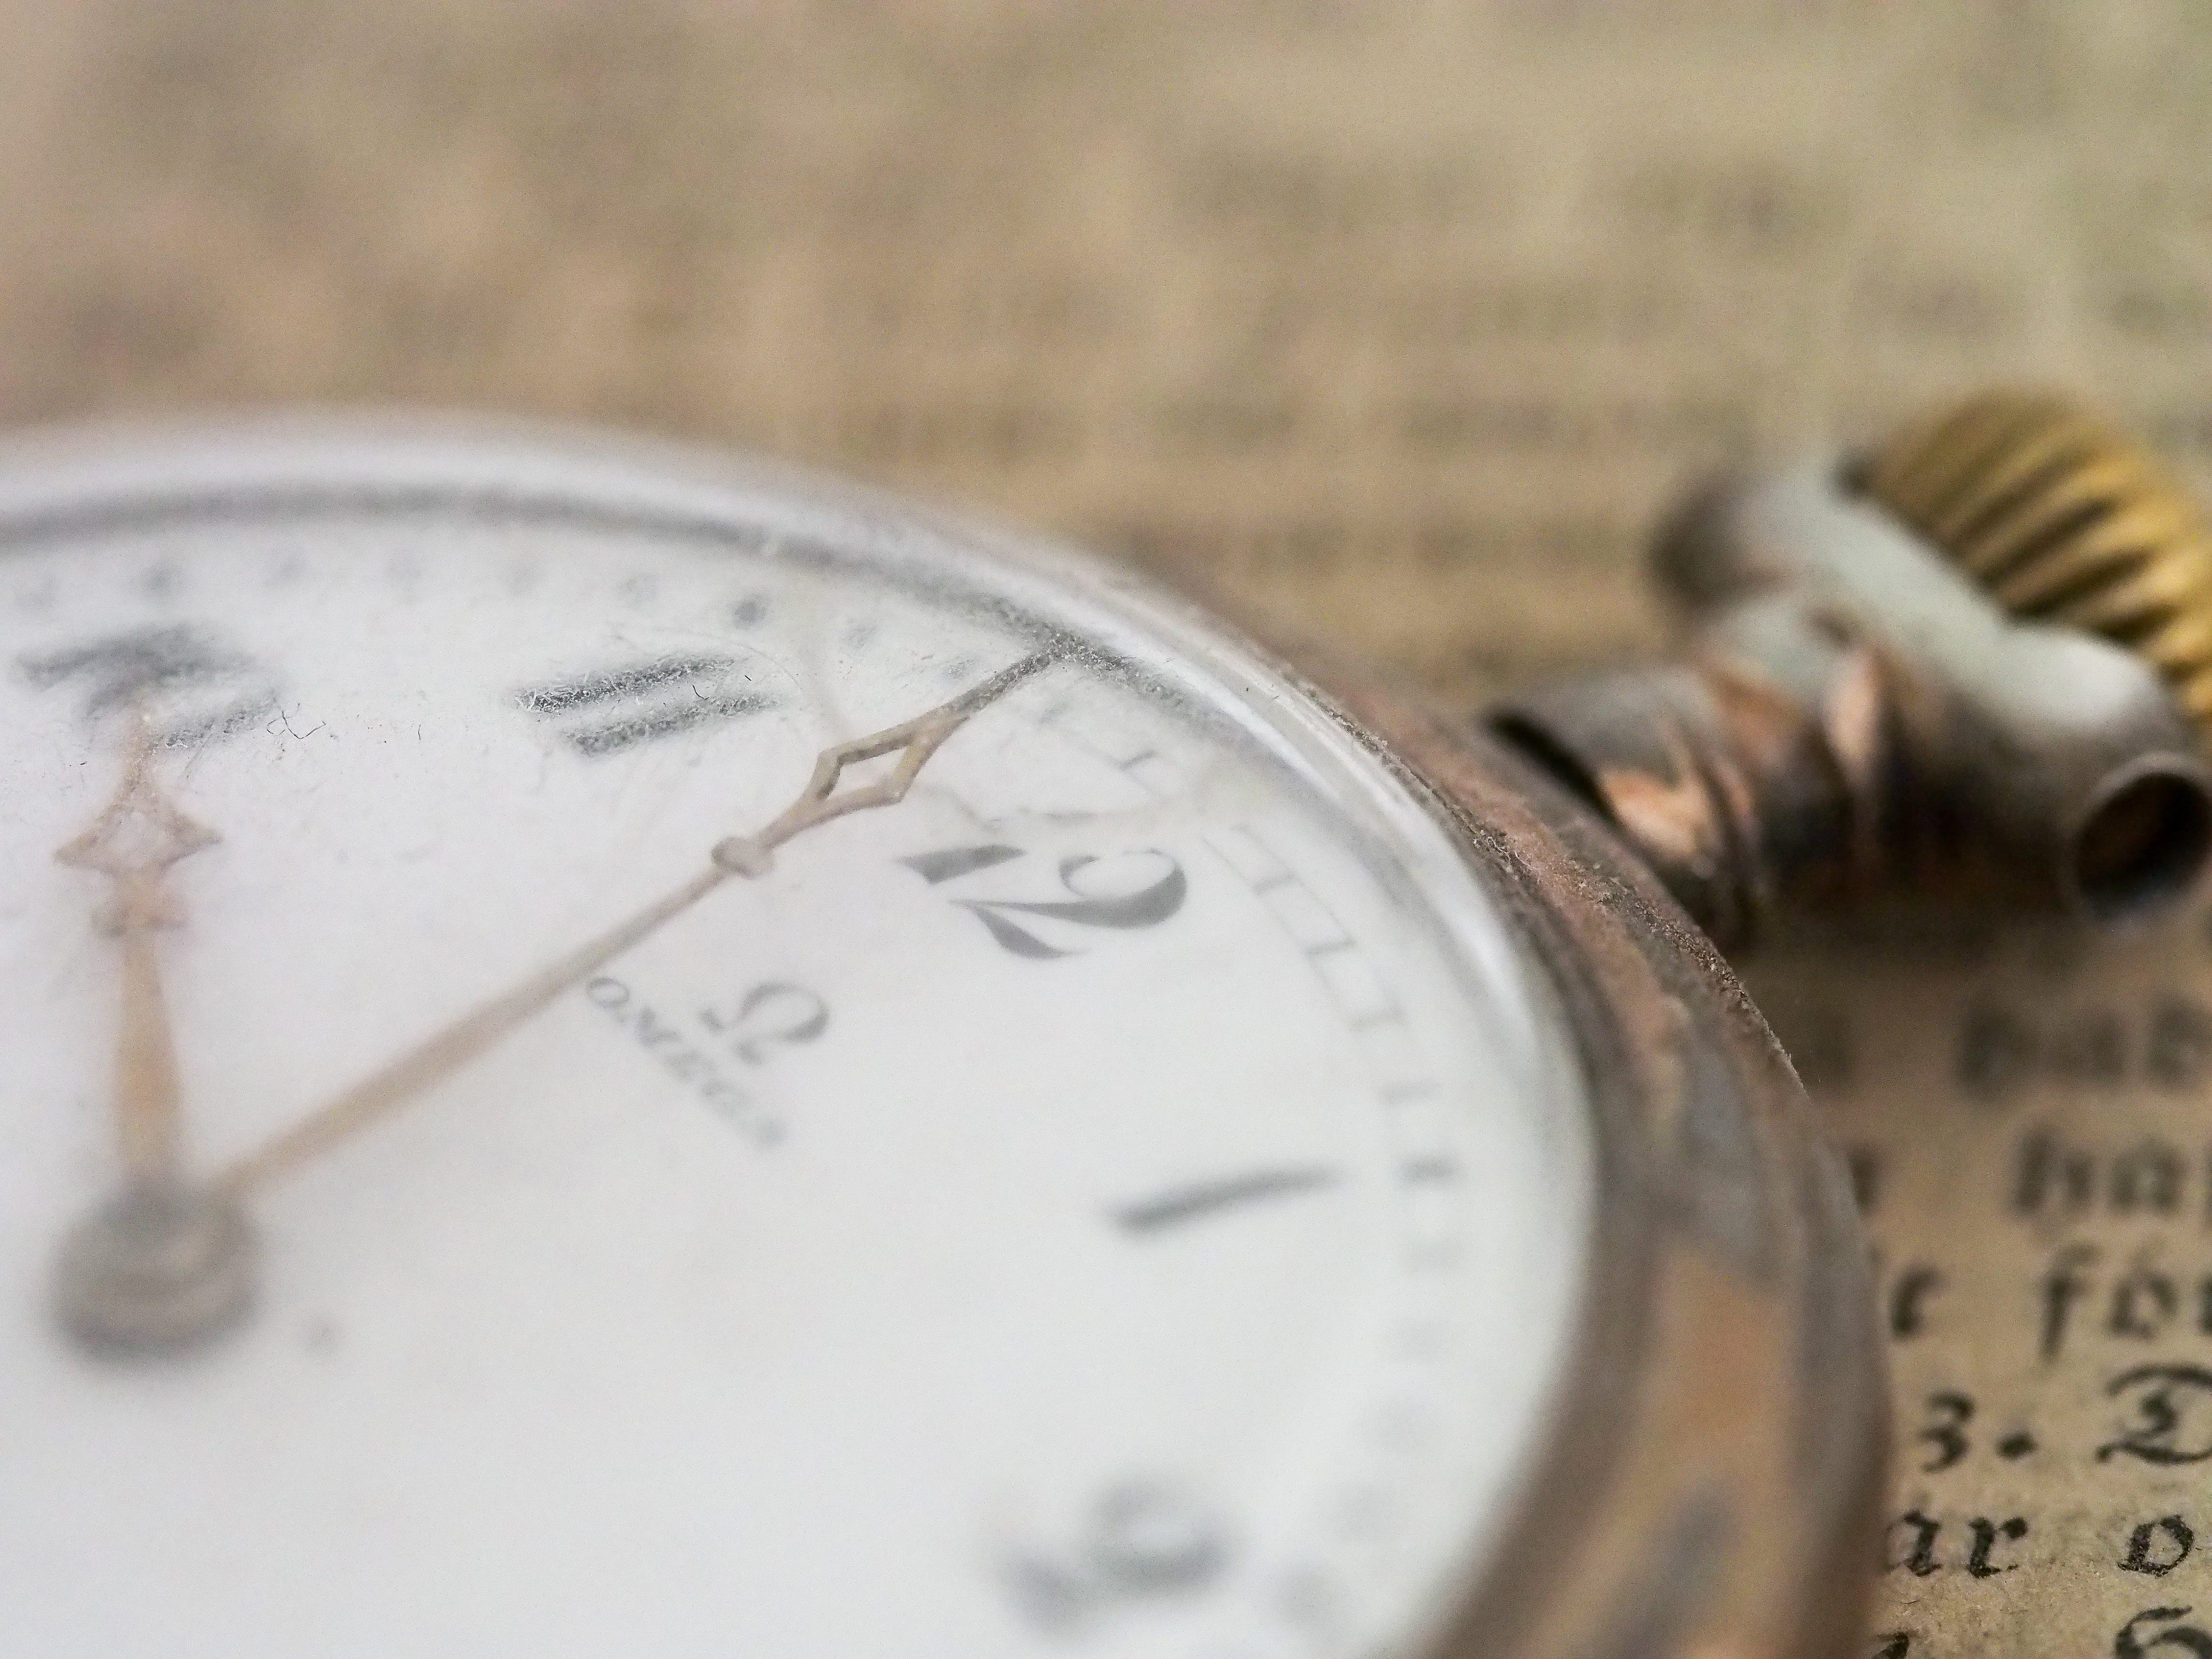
[55,721,218,1187]
[51,722,253,1358]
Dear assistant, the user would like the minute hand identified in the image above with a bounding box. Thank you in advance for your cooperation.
[213,646,1067,1200]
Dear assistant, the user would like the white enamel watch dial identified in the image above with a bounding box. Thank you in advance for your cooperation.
[0,429,1595,1659]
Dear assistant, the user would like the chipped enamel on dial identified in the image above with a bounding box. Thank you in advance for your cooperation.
[0,432,1592,1659]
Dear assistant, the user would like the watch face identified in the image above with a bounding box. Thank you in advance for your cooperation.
[0,427,1593,1659]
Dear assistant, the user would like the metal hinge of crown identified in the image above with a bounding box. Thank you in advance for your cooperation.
[1489,390,2212,950]
[1858,390,2212,738]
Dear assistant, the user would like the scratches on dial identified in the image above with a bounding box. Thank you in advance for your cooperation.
[520,654,734,715]
[558,692,777,757]
[1113,1166,1340,1234]
[517,653,778,757]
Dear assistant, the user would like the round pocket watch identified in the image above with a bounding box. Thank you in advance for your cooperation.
[0,400,2192,1659]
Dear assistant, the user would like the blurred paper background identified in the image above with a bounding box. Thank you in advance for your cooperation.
[7,0,2208,707]
[13,5,2212,1654]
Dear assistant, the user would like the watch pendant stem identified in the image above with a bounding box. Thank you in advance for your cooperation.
[1491,398,2212,952]
[1494,657,1890,954]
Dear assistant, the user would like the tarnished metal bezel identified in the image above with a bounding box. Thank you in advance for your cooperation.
[1275,641,1887,1659]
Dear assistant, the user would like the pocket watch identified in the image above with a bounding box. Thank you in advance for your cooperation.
[0,400,2188,1659]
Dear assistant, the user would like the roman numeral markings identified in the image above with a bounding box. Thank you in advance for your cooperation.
[22,623,278,745]
[517,654,778,757]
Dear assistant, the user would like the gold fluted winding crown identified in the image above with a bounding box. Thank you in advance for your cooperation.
[1859,389,2212,735]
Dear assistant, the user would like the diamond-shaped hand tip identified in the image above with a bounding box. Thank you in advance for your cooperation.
[750,646,1070,854]
[55,755,219,881]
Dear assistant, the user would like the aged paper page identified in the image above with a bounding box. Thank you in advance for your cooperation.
[9,2,2212,1652]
